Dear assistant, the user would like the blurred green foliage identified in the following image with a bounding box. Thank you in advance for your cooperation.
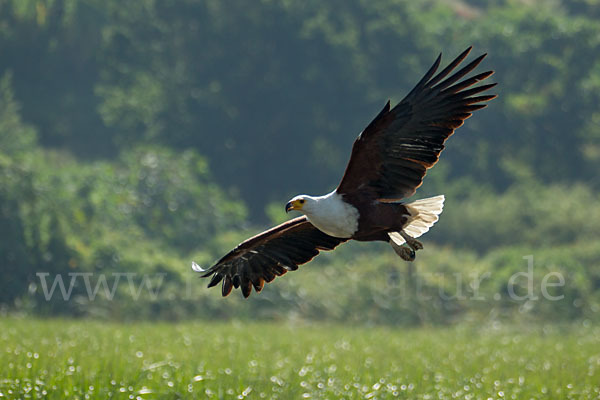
[0,74,245,313]
[2,0,600,210]
[0,0,599,324]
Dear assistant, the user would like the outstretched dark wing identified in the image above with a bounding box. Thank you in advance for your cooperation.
[194,216,347,298]
[337,46,496,201]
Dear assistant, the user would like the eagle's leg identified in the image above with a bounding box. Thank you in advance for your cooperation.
[400,230,423,251]
[390,241,416,262]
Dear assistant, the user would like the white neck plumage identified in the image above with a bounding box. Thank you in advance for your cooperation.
[298,191,359,238]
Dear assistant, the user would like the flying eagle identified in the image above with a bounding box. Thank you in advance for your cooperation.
[193,47,496,298]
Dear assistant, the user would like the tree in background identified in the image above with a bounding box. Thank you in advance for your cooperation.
[1,0,599,216]
[0,71,246,311]
[0,0,599,323]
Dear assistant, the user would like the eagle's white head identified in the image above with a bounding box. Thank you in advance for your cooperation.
[285,195,317,214]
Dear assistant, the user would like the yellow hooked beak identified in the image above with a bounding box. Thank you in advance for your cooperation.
[285,199,304,213]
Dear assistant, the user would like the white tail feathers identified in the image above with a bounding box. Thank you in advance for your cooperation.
[389,195,445,245]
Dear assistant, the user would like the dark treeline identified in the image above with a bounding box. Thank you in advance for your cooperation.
[2,0,600,212]
[1,0,599,323]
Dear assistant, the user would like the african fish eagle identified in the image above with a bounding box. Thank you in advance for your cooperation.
[193,47,496,298]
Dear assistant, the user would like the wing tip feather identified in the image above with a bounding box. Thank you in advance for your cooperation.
[207,273,223,288]
[191,261,206,273]
[222,276,233,296]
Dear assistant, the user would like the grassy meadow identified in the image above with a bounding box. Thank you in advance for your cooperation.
[1,318,599,399]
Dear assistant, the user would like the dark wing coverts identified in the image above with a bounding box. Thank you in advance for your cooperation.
[196,217,347,297]
[337,46,496,201]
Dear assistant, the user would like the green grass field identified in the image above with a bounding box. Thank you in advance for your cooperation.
[1,318,599,399]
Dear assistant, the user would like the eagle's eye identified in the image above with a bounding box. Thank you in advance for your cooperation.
[299,199,305,204]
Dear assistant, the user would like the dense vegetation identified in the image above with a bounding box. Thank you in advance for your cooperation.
[2,318,600,399]
[1,0,599,324]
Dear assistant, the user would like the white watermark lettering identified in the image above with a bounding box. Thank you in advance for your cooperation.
[35,272,166,301]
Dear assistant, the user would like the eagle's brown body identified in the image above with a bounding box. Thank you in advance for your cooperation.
[350,200,410,242]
